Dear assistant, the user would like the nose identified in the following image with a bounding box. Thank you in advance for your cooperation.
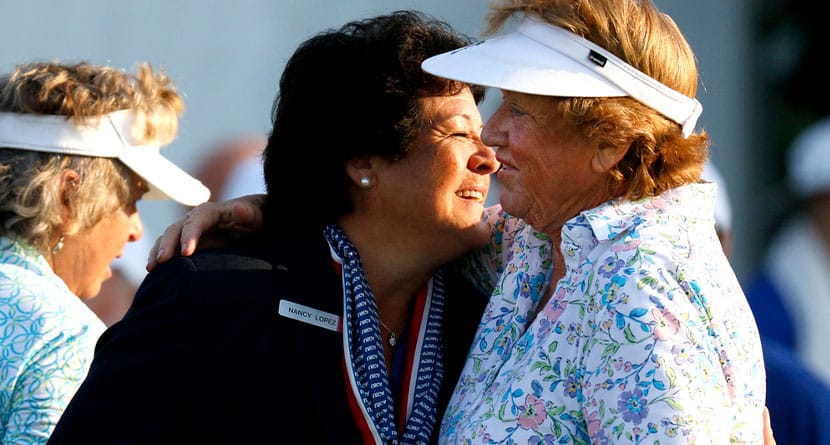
[469,140,500,175]
[481,101,508,149]
[128,212,144,242]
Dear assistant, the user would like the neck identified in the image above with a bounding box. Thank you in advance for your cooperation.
[336,217,435,335]
[534,231,565,314]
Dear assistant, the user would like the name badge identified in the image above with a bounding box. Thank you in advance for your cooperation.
[278,300,341,332]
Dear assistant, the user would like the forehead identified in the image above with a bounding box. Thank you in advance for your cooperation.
[418,89,481,124]
[502,90,571,138]
[504,90,556,112]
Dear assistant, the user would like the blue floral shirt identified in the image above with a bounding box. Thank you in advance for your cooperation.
[442,183,765,444]
[0,237,105,444]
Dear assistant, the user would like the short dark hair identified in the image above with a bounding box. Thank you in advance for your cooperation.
[262,10,484,233]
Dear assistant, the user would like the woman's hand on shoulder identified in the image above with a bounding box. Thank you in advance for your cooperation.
[146,194,266,271]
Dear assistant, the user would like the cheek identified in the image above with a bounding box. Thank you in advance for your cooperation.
[88,237,117,271]
[97,216,133,258]
[512,144,546,180]
[422,151,460,183]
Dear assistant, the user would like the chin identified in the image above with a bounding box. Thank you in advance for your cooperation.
[459,218,491,248]
[78,283,104,300]
[498,194,526,220]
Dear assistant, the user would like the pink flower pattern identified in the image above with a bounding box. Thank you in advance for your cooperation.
[517,395,548,430]
[652,307,680,340]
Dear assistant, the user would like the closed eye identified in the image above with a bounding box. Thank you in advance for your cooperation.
[510,104,528,117]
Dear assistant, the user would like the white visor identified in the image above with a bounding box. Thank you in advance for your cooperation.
[422,16,702,138]
[0,110,210,206]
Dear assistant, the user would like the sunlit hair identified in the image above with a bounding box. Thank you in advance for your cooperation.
[487,0,709,199]
[0,61,181,253]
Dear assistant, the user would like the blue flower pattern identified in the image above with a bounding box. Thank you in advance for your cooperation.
[0,237,105,444]
[442,184,765,444]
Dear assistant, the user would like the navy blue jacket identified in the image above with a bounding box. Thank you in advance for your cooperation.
[48,233,485,444]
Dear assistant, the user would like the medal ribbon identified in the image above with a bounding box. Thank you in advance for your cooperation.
[324,225,445,444]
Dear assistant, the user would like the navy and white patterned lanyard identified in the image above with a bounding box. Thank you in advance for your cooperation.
[324,224,445,444]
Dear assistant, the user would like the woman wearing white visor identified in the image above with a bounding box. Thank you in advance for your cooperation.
[421,1,763,442]
[150,0,767,443]
[0,61,208,443]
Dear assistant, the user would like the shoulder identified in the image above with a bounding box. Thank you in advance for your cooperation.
[0,274,104,349]
[128,235,333,318]
[132,246,274,313]
[0,283,101,404]
[484,205,533,240]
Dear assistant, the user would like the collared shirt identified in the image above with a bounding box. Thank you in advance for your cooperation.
[442,183,765,444]
[0,237,105,444]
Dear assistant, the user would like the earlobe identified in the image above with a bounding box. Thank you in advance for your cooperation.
[346,157,376,189]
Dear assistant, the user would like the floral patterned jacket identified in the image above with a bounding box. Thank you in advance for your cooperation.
[440,183,765,444]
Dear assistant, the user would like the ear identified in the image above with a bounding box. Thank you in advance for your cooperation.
[590,144,629,173]
[58,169,81,225]
[345,157,376,188]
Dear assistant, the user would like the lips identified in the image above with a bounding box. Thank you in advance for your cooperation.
[495,154,514,170]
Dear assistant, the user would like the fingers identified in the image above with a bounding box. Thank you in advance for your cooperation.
[146,216,187,271]
[144,194,267,272]
[179,201,229,255]
[145,204,219,271]
[224,195,264,231]
[206,194,265,232]
[177,194,264,253]
[146,236,161,272]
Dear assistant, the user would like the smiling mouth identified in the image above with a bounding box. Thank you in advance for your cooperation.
[456,190,485,202]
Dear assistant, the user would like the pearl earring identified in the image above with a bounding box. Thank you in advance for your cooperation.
[359,177,372,188]
[52,235,65,254]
